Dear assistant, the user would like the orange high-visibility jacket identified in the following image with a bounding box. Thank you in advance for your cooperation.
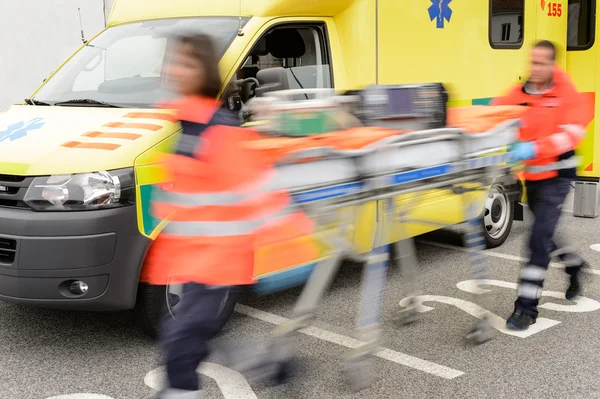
[141,96,318,286]
[491,67,587,181]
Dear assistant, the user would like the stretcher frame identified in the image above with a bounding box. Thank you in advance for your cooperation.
[234,114,520,389]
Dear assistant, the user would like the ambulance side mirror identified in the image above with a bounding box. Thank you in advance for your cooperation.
[228,95,243,112]
[223,78,244,112]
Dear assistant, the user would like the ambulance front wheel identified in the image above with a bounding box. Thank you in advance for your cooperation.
[482,182,515,249]
[133,283,240,339]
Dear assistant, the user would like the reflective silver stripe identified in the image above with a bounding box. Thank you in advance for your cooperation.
[550,246,578,258]
[562,124,585,140]
[155,188,248,207]
[520,266,547,281]
[154,171,278,207]
[161,205,293,237]
[549,132,573,153]
[525,156,580,174]
[368,253,389,264]
[518,283,543,299]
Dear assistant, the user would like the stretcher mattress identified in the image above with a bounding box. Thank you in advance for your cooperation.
[246,106,525,196]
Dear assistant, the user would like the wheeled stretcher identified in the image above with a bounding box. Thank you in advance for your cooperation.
[231,88,525,389]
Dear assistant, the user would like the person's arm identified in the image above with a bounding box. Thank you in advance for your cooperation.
[490,85,522,106]
[533,84,586,159]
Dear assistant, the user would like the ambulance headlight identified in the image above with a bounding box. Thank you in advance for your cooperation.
[24,168,136,211]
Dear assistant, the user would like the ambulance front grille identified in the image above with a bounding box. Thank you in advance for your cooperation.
[0,175,33,209]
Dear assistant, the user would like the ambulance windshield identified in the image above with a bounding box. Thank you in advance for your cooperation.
[32,17,248,108]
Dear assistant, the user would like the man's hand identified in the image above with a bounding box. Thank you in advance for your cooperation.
[511,141,537,161]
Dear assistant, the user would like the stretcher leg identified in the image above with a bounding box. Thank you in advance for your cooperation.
[462,194,496,345]
[393,237,422,325]
[391,203,423,326]
[230,237,348,384]
[345,244,389,391]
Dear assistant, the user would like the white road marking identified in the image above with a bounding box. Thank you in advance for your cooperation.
[456,279,600,313]
[591,244,600,252]
[420,240,600,276]
[144,363,258,399]
[399,295,561,338]
[235,304,464,379]
[46,395,114,399]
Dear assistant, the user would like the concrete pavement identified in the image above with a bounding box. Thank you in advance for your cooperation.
[3,199,600,399]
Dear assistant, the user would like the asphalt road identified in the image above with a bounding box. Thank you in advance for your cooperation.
[3,191,600,399]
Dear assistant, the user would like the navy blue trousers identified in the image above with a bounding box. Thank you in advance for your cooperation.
[159,283,233,391]
[515,177,583,318]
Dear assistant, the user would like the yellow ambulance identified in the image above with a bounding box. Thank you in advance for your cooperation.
[0,0,593,337]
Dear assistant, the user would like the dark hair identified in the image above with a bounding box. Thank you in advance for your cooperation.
[171,33,223,98]
[533,40,557,61]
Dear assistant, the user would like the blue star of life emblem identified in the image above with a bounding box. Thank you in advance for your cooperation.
[428,0,453,29]
[0,117,45,143]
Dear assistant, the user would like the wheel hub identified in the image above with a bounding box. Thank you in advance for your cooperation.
[491,200,502,223]
[484,185,512,241]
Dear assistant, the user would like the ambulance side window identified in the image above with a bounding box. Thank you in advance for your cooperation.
[232,23,333,104]
[489,0,524,49]
[567,0,595,50]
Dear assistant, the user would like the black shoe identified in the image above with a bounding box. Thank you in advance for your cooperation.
[506,311,536,331]
[566,278,581,301]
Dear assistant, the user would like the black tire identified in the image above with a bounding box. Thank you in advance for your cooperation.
[481,182,516,249]
[132,283,165,340]
[133,283,240,340]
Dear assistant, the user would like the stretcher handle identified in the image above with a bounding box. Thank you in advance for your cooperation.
[365,128,464,149]
[459,118,521,139]
[277,145,377,164]
[276,146,339,164]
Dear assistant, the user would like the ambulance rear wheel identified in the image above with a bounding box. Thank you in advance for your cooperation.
[482,183,514,249]
[133,283,240,340]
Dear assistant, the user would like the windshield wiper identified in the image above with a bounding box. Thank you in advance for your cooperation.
[24,98,51,106]
[53,99,124,108]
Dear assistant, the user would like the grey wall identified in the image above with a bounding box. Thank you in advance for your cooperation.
[0,0,116,110]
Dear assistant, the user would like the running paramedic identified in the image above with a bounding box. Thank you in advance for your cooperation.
[143,33,317,398]
[491,40,589,331]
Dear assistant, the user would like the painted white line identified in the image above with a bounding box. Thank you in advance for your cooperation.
[591,244,600,252]
[456,279,600,313]
[235,304,464,379]
[144,363,258,399]
[46,395,114,399]
[399,295,560,338]
[419,240,600,276]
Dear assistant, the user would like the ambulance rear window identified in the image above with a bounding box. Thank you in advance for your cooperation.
[567,0,596,50]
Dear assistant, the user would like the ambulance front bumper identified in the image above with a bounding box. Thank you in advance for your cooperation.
[0,205,151,311]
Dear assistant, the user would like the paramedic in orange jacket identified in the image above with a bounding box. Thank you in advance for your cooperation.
[491,40,588,331]
[143,33,318,398]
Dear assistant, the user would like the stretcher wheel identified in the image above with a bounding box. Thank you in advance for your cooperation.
[395,307,420,325]
[465,316,496,345]
[394,298,420,326]
[344,356,372,391]
[264,338,295,385]
[272,359,293,385]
